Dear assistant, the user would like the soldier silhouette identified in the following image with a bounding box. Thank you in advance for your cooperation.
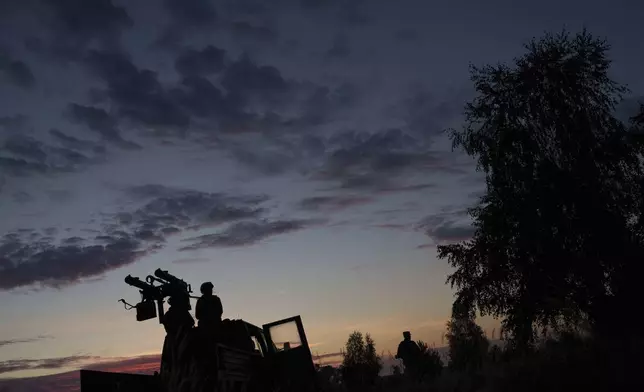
[196,282,223,330]
[395,331,421,381]
[162,293,194,335]
[160,292,194,375]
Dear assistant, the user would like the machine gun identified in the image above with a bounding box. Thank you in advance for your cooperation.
[120,269,194,324]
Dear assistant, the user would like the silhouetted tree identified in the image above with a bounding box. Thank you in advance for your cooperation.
[364,333,382,381]
[437,29,644,349]
[340,331,382,390]
[445,305,489,371]
[416,340,443,381]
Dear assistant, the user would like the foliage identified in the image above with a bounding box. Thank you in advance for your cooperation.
[340,331,382,390]
[415,340,443,381]
[437,28,644,349]
[445,310,489,372]
[391,364,402,376]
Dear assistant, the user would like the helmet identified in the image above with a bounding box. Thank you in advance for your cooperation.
[200,281,214,294]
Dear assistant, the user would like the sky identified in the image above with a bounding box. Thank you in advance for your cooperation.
[1,0,643,391]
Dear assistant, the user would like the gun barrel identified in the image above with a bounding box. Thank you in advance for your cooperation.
[125,275,155,291]
[154,269,182,285]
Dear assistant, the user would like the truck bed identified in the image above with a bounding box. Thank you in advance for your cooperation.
[80,344,260,392]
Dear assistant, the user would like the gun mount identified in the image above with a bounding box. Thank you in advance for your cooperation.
[121,269,193,324]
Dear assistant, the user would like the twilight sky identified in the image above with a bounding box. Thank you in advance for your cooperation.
[1,0,643,390]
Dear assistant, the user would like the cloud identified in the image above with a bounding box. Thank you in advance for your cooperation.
[419,210,475,245]
[82,49,190,131]
[0,51,35,89]
[3,135,47,162]
[373,223,410,231]
[49,128,104,153]
[299,195,374,212]
[154,0,218,50]
[0,115,29,133]
[121,184,268,232]
[0,354,161,392]
[66,104,140,149]
[299,0,369,27]
[0,230,151,291]
[230,21,279,44]
[35,0,132,60]
[0,132,101,179]
[310,128,453,193]
[393,88,469,137]
[0,335,53,348]
[163,0,218,28]
[174,45,227,77]
[172,75,244,130]
[0,355,94,375]
[180,218,322,250]
[220,54,289,100]
[326,33,350,59]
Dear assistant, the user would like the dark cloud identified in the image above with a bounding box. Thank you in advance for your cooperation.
[373,223,410,230]
[171,75,244,128]
[11,191,34,203]
[299,0,369,27]
[292,83,360,127]
[113,185,269,245]
[0,131,101,178]
[0,51,35,89]
[82,49,190,132]
[313,129,448,192]
[0,231,150,291]
[180,218,322,250]
[0,355,94,375]
[221,0,269,17]
[163,0,218,27]
[3,135,47,162]
[0,335,53,348]
[169,53,296,135]
[37,0,132,60]
[155,0,218,50]
[49,128,103,153]
[228,145,299,175]
[221,54,289,100]
[326,33,351,59]
[66,103,140,149]
[230,21,279,44]
[419,210,474,245]
[0,115,29,133]
[299,195,374,212]
[174,45,227,77]
[394,88,469,137]
[0,157,48,177]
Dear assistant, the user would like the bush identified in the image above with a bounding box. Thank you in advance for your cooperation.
[416,341,443,382]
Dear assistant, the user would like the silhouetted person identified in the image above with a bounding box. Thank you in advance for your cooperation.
[162,293,194,335]
[196,282,223,331]
[395,331,420,381]
[161,293,194,375]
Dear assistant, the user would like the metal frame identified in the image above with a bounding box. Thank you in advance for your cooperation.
[262,315,310,354]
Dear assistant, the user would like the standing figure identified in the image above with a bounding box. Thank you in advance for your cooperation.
[196,282,223,330]
[160,293,195,378]
[395,331,421,382]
